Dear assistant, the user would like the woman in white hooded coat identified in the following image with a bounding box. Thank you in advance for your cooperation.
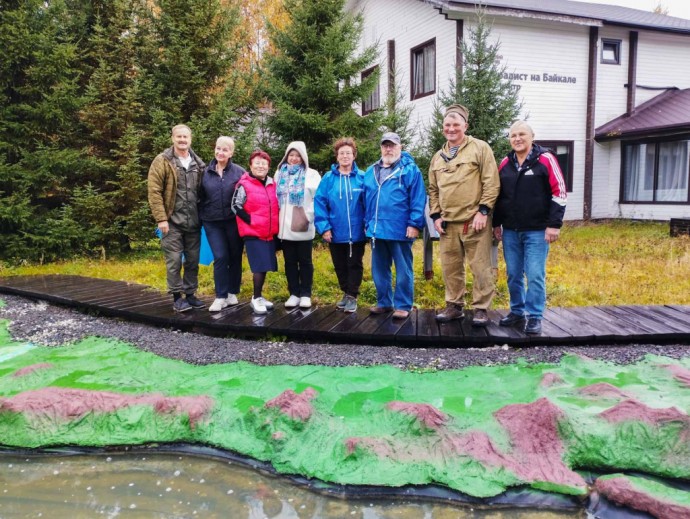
[274,141,322,308]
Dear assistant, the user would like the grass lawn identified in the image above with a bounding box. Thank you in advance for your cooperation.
[2,220,688,309]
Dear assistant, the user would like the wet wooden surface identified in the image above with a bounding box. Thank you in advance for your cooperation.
[1,275,689,347]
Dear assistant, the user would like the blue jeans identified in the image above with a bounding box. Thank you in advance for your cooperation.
[203,219,244,297]
[502,229,550,319]
[371,239,414,311]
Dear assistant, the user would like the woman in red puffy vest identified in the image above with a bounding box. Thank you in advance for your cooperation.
[232,150,279,314]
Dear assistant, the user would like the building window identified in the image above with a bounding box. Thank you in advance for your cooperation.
[410,38,435,100]
[537,141,574,192]
[622,139,690,203]
[601,39,621,64]
[361,66,380,115]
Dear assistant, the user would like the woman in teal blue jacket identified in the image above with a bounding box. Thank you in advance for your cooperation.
[314,138,366,313]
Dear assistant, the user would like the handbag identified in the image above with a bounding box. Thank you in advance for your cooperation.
[290,206,309,232]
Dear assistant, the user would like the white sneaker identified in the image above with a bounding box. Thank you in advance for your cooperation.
[299,297,312,308]
[209,298,228,312]
[226,294,238,306]
[251,297,267,314]
[263,298,274,310]
[285,295,300,308]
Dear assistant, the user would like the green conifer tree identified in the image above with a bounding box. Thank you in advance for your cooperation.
[0,0,89,261]
[419,9,522,173]
[263,0,380,170]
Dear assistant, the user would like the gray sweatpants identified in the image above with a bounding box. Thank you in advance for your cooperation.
[161,223,201,295]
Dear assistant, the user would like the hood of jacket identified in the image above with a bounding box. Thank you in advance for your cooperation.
[278,141,310,171]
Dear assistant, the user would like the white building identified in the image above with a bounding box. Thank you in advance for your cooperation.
[347,0,690,221]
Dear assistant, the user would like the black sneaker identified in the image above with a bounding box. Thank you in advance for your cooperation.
[525,318,542,335]
[173,298,193,313]
[185,294,206,309]
[499,312,525,326]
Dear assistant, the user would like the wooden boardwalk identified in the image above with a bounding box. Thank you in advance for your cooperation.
[1,275,689,347]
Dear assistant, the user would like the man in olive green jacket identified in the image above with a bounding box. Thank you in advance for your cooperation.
[428,105,499,327]
[148,124,206,313]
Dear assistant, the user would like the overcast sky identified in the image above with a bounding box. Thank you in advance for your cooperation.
[580,0,690,20]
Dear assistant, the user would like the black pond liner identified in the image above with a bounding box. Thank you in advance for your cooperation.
[0,443,673,517]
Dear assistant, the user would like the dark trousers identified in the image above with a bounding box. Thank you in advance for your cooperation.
[282,239,313,297]
[203,219,244,297]
[161,223,200,295]
[329,241,366,298]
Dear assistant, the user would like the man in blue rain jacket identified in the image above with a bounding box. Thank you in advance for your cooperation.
[363,132,427,320]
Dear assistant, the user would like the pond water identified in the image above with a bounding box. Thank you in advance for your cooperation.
[0,452,583,518]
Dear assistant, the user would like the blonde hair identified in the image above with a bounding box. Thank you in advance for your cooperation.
[509,120,534,137]
[216,136,235,151]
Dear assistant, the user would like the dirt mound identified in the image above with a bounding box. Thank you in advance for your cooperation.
[265,387,317,421]
[596,475,690,519]
[386,401,448,429]
[0,387,212,429]
[12,363,54,377]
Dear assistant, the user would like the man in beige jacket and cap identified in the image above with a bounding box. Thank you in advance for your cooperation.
[428,104,499,326]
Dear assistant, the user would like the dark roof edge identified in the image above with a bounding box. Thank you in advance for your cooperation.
[595,126,690,142]
[423,0,690,36]
[604,21,690,36]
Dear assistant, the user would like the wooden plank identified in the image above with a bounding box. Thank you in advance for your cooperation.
[1,276,113,296]
[634,306,690,333]
[66,286,152,305]
[541,308,589,339]
[107,293,175,310]
[559,306,633,339]
[597,306,663,336]
[2,274,687,348]
[375,311,415,342]
[269,307,320,335]
[346,312,391,342]
[395,309,417,343]
[202,303,284,334]
[437,318,464,344]
[330,308,371,334]
[457,311,489,344]
[576,306,652,337]
[415,309,440,343]
[282,306,337,340]
[116,303,181,327]
[549,307,613,338]
[0,274,91,288]
[538,316,573,340]
[619,306,689,334]
[667,305,690,318]
[310,309,358,340]
[485,310,526,341]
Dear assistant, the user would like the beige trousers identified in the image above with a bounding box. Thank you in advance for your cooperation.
[439,221,495,309]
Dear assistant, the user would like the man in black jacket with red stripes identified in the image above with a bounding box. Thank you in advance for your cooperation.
[493,121,567,335]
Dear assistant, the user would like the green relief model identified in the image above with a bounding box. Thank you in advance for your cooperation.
[2,318,690,504]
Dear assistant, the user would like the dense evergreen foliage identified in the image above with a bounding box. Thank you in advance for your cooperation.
[0,0,254,262]
[1,2,519,264]
[262,0,384,170]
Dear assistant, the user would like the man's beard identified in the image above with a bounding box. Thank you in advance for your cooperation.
[382,153,401,167]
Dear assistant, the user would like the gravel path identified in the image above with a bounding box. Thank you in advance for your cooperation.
[1,294,689,370]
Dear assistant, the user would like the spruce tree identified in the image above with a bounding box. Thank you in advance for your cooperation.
[419,9,522,172]
[0,0,89,261]
[263,0,380,170]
